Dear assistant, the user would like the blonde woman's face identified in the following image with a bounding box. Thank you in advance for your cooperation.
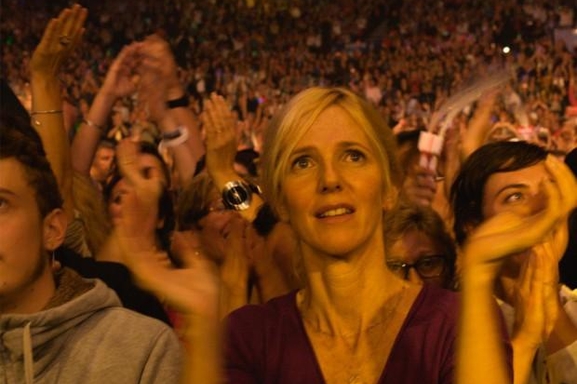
[280,106,389,257]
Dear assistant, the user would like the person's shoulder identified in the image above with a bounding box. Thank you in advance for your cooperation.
[227,290,299,326]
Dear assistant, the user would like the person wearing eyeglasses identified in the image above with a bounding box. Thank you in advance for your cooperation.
[384,202,457,290]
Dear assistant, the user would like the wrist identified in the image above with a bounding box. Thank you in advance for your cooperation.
[30,74,60,87]
[167,94,189,109]
[158,126,190,152]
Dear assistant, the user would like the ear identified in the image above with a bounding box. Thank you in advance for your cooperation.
[42,209,68,251]
[382,186,399,212]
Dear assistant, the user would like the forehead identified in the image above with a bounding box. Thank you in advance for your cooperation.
[0,158,37,201]
[97,146,115,156]
[483,162,548,200]
[293,106,372,149]
[389,229,443,260]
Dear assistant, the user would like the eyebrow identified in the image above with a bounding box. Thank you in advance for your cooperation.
[0,188,17,196]
[494,183,529,197]
[291,141,370,155]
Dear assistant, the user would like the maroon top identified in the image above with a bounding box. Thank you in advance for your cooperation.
[225,284,493,384]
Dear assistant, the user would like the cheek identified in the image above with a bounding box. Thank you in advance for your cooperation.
[108,202,122,221]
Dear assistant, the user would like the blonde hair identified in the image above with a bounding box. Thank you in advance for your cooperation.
[261,87,400,217]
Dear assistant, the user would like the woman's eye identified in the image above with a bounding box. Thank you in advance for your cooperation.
[504,192,524,204]
[113,194,122,205]
[345,149,366,163]
[291,156,312,170]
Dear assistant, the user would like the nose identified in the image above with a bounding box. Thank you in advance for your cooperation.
[406,268,424,285]
[319,161,342,193]
[528,187,547,215]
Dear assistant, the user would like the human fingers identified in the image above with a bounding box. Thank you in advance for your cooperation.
[516,252,534,299]
[545,155,577,215]
[213,94,235,126]
[54,5,87,49]
[116,139,141,186]
[61,5,87,49]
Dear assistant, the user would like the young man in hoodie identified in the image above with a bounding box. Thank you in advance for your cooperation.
[0,115,182,384]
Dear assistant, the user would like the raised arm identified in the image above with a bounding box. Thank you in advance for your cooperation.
[203,93,264,222]
[30,4,87,220]
[70,43,141,177]
[138,36,201,186]
[139,34,205,182]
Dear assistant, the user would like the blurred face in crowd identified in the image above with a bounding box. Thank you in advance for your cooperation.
[91,146,115,183]
[197,193,238,262]
[108,153,167,226]
[386,229,448,287]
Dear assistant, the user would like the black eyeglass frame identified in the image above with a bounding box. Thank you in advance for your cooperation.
[386,255,446,280]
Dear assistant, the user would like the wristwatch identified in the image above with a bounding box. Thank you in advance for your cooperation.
[221,180,261,211]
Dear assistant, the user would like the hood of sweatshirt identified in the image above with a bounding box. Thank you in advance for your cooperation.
[0,268,122,383]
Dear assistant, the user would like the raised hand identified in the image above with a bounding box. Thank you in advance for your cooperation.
[512,243,560,348]
[100,43,143,100]
[115,139,163,246]
[202,93,239,182]
[115,139,220,319]
[138,34,183,100]
[30,4,87,77]
[401,164,437,207]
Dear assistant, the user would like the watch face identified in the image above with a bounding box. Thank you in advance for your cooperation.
[223,182,252,210]
[226,185,249,205]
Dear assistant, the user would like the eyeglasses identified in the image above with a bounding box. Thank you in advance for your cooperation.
[386,255,446,280]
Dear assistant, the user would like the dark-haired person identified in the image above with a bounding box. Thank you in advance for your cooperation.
[451,140,577,384]
[384,202,458,290]
[0,117,182,383]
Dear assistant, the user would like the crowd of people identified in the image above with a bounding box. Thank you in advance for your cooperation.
[2,0,576,154]
[1,1,577,384]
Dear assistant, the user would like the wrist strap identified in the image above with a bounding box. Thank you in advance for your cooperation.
[167,95,189,109]
[158,126,189,152]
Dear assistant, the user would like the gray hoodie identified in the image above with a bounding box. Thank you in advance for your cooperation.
[0,269,182,384]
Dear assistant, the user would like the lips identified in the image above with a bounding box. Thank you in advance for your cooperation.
[315,204,355,218]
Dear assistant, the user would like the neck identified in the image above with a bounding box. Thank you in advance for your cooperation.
[298,244,407,335]
[0,266,56,315]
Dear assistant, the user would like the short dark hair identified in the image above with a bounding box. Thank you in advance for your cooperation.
[0,113,64,217]
[450,141,547,245]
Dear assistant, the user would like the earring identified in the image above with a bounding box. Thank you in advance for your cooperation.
[51,250,56,266]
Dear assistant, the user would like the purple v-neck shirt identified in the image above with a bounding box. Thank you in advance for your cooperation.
[225,284,484,384]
